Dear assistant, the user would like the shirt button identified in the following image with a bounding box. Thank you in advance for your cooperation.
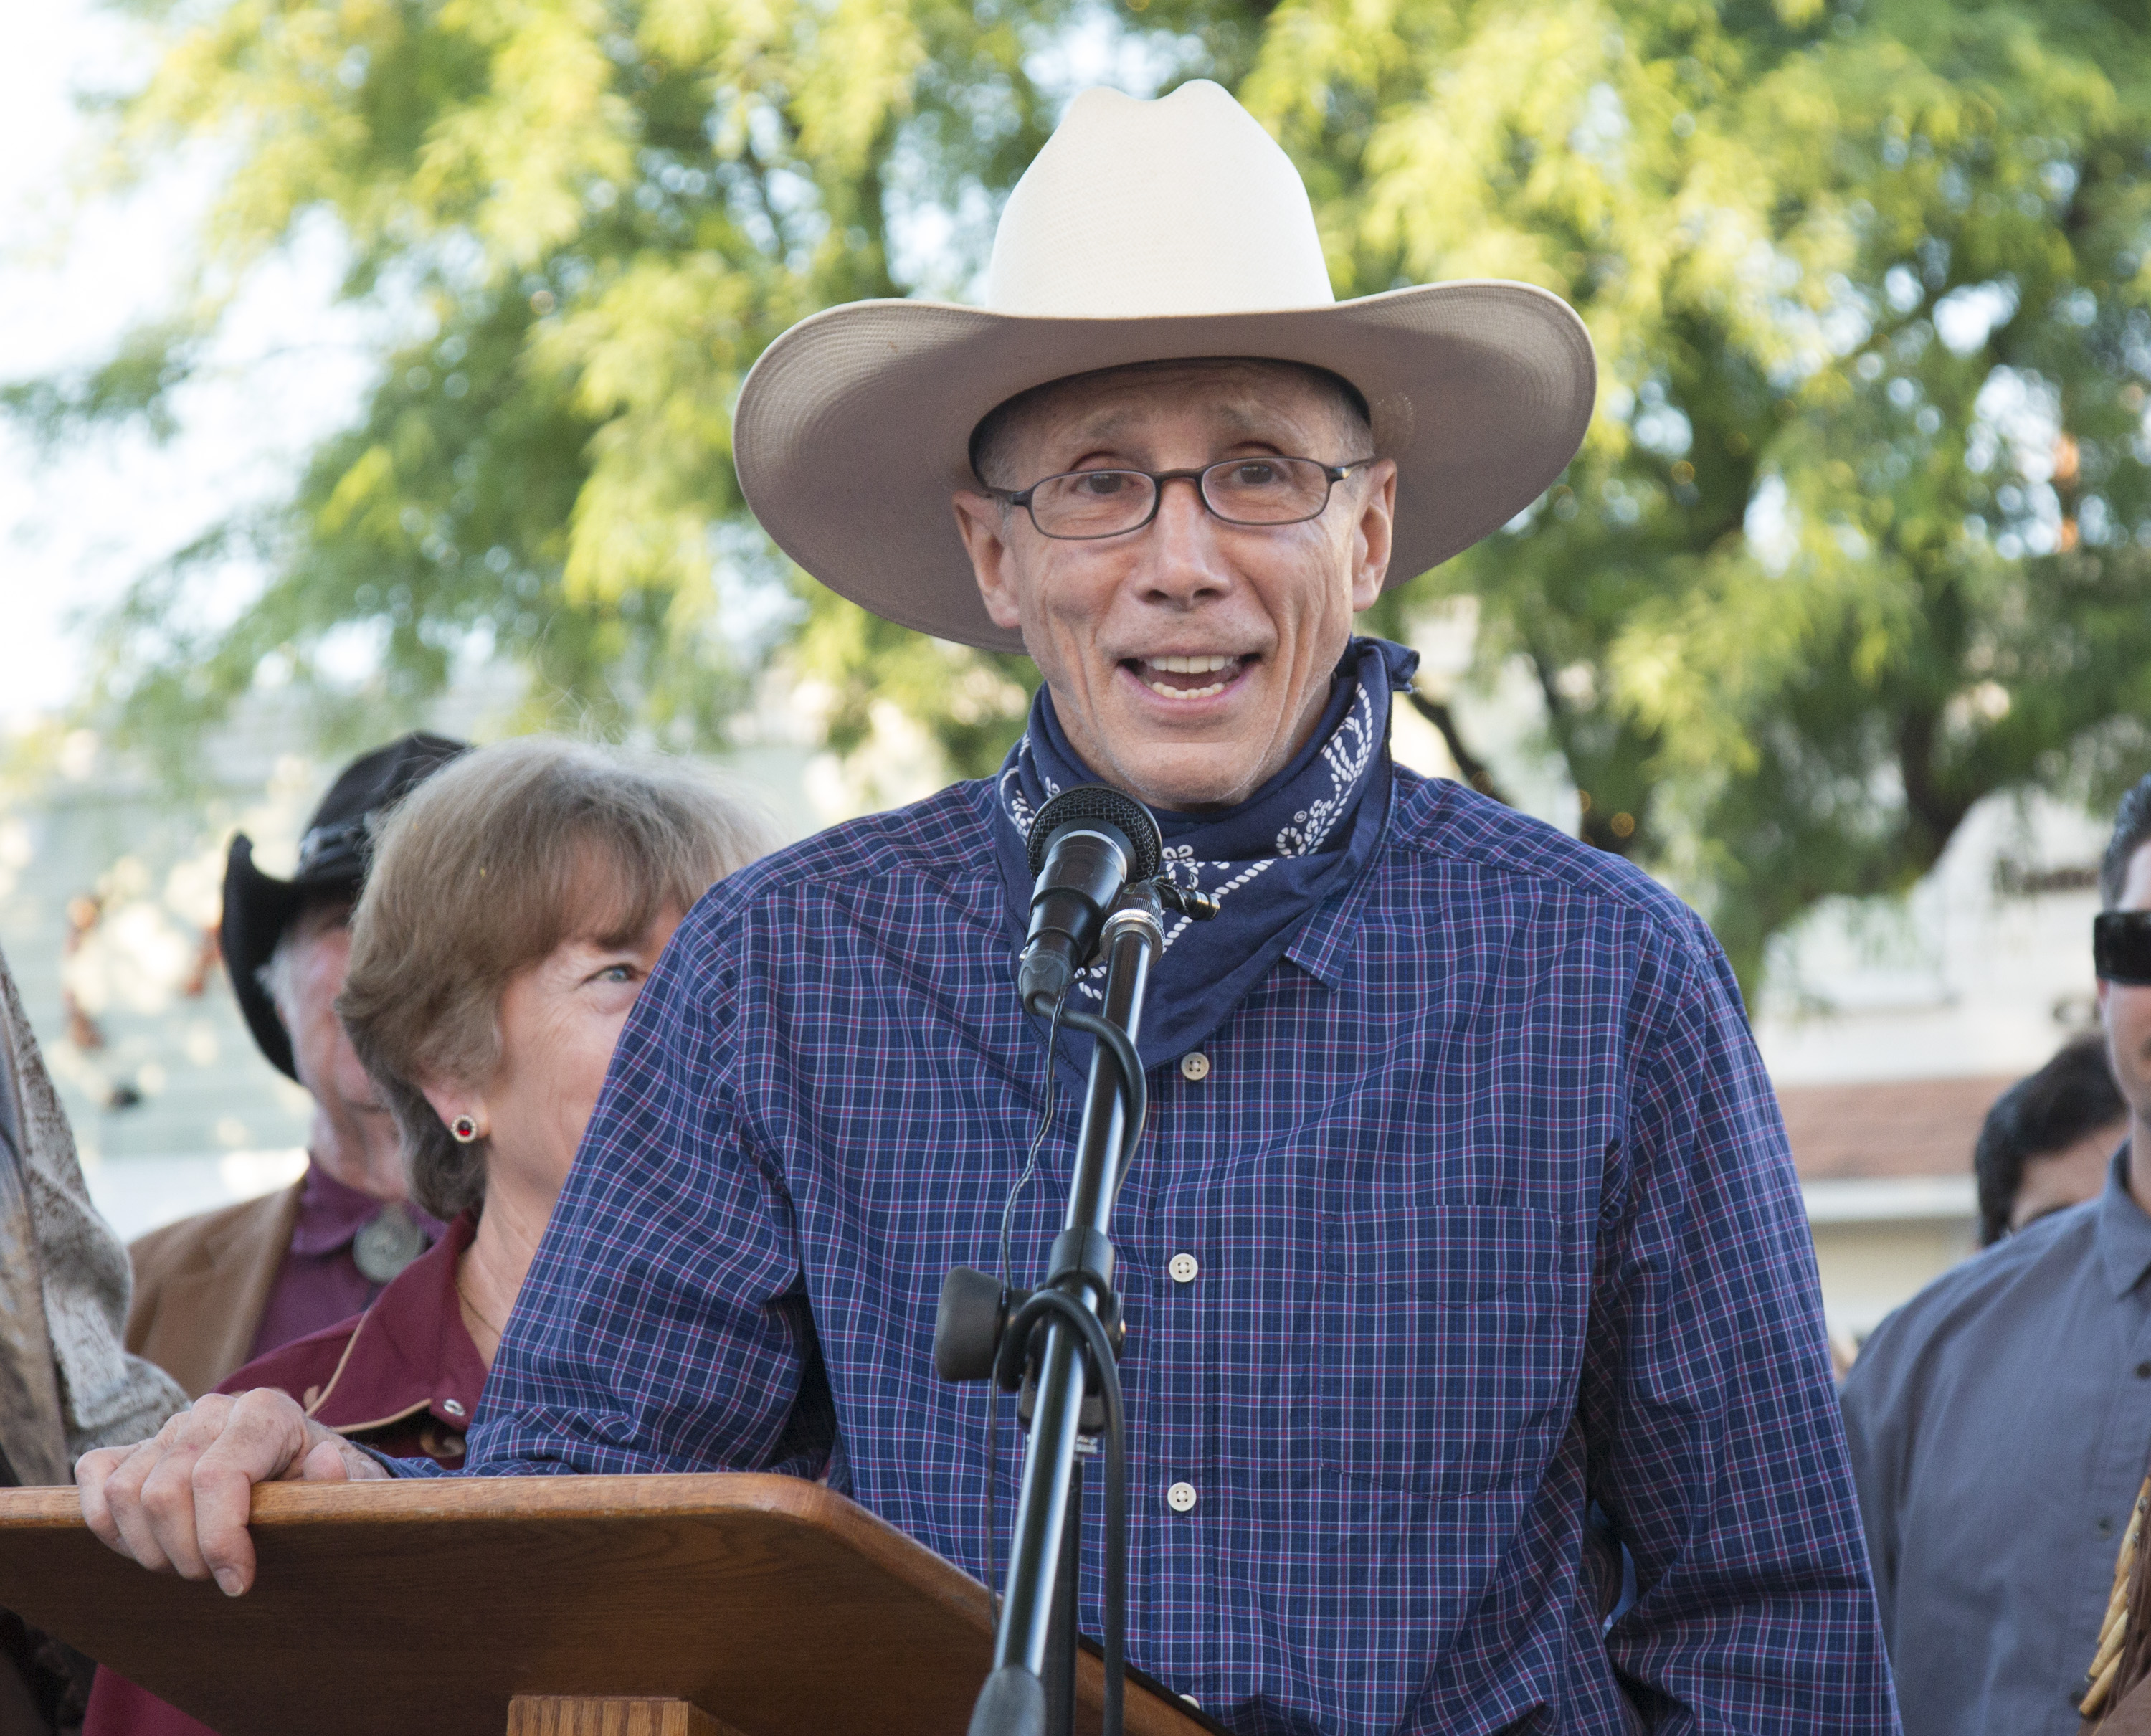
[2101,1517,2117,1537]
[1179,1052,1210,1083]
[2137,1362,2150,1379]
[1168,1252,1200,1285]
[1166,1481,1198,1514]
[443,1398,467,1418]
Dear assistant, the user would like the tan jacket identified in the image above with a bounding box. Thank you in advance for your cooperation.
[125,1182,303,1399]
[2094,1676,2151,1736]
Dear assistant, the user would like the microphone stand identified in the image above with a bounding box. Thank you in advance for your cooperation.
[968,881,1164,1736]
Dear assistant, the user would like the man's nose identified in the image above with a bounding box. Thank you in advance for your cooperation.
[1136,474,1232,606]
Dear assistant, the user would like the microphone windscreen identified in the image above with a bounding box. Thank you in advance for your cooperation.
[1025,785,1163,881]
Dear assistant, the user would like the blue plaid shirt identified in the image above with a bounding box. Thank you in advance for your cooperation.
[447,769,1895,1733]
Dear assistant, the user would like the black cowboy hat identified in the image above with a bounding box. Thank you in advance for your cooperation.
[222,732,468,1080]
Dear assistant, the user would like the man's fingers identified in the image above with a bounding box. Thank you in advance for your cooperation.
[188,1451,261,1596]
[136,1443,215,1580]
[120,1398,253,1580]
[102,1432,196,1575]
[189,1389,319,1596]
[68,1390,316,1592]
[341,1438,392,1481]
[75,1446,126,1551]
[68,1390,388,1595]
[298,1439,353,1482]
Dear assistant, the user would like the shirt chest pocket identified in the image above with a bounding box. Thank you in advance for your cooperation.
[1317,1202,1571,1496]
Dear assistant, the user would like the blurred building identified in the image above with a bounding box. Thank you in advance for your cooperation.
[1752,791,2111,1341]
[1782,1077,1996,1339]
[0,713,315,1238]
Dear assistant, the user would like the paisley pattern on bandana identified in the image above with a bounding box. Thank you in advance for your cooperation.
[993,635,1419,1068]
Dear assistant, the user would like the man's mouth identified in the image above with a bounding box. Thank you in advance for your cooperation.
[1126,653,1248,701]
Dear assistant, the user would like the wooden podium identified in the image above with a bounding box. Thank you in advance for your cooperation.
[0,1474,1210,1736]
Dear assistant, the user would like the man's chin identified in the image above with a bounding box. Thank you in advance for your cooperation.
[1103,746,1268,815]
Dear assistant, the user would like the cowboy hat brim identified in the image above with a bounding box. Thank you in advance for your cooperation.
[222,834,314,1083]
[733,279,1596,653]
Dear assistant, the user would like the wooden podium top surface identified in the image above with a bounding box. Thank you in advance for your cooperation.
[0,1474,1207,1736]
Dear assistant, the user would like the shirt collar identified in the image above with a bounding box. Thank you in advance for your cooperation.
[289,1157,447,1255]
[1281,769,1419,990]
[305,1209,487,1432]
[2094,1144,2151,1299]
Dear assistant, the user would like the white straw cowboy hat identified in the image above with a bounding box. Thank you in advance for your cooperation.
[733,80,1596,653]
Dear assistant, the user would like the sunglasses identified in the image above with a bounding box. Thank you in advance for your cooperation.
[2094,911,2151,985]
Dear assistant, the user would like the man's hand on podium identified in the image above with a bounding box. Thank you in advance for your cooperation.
[75,1388,389,1596]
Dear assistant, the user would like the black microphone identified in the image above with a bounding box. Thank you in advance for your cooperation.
[1016,786,1163,1014]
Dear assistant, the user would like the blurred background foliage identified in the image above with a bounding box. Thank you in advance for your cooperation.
[1258,0,2151,978]
[10,0,2151,985]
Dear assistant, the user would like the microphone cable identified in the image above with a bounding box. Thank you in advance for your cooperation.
[1037,1003,1144,1736]
[1058,1007,1149,1213]
[979,995,1146,1736]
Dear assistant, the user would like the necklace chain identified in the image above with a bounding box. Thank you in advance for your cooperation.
[455,1271,505,1339]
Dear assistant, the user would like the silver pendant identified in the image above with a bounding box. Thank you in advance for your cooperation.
[353,1203,429,1283]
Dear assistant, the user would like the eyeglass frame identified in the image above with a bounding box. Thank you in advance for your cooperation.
[986,455,1380,541]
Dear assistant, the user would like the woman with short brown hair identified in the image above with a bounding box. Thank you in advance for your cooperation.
[333,734,777,1368]
[339,736,773,1220]
[85,739,777,1736]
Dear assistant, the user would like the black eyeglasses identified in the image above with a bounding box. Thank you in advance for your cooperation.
[2096,911,2151,985]
[992,455,1376,541]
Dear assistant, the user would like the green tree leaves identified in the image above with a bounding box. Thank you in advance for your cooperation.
[18,0,2151,986]
[41,0,1063,767]
[1249,0,2151,980]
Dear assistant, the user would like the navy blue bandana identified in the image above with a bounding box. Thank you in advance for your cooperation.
[992,635,1419,1068]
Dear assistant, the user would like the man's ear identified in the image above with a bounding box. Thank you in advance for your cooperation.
[1349,460,1399,612]
[953,491,1025,633]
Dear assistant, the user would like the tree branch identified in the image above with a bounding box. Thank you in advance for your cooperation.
[1526,648,1643,857]
[1406,691,1512,806]
[1896,704,1973,863]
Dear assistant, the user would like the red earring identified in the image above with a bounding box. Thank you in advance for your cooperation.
[450,1114,479,1143]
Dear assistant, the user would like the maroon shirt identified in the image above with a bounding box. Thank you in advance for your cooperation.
[85,1211,486,1736]
[248,1162,445,1360]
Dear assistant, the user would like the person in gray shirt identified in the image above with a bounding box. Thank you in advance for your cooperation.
[1841,770,2151,1736]
[1973,1033,2128,1248]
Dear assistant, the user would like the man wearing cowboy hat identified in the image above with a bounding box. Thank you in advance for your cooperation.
[80,83,1895,1730]
[124,734,463,1396]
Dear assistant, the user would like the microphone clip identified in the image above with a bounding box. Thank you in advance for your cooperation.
[1149,879,1220,921]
